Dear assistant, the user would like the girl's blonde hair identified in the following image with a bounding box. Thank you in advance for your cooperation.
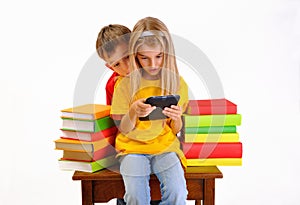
[129,17,180,99]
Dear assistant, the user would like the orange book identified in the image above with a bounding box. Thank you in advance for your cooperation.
[54,135,115,152]
[61,104,111,120]
[61,144,116,162]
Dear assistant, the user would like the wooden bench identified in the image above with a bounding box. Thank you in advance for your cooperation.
[72,165,223,205]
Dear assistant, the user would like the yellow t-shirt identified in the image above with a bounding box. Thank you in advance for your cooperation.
[111,76,188,168]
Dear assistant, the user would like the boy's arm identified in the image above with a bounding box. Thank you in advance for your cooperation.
[105,72,119,105]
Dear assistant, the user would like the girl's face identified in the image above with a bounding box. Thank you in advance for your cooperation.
[137,44,163,80]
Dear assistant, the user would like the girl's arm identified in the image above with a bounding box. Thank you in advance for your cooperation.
[119,99,155,134]
[163,105,183,134]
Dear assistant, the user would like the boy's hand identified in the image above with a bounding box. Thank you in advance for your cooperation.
[131,99,156,118]
[162,105,182,121]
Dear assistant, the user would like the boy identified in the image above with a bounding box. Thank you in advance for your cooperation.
[95,24,161,205]
[96,24,131,105]
[96,24,130,205]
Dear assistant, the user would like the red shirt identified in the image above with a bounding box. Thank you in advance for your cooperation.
[105,72,119,105]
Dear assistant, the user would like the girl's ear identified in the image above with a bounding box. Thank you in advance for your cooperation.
[105,63,114,71]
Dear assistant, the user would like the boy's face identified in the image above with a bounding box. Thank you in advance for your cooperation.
[104,42,130,76]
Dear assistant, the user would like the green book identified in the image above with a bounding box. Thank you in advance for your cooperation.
[58,155,118,173]
[184,114,242,127]
[61,116,115,132]
[185,126,236,134]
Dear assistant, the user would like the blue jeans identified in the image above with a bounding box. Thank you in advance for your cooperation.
[119,152,188,205]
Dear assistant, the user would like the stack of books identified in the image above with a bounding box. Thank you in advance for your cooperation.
[182,99,243,166]
[54,104,118,172]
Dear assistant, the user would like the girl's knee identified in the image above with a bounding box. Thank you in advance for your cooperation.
[160,186,188,205]
[122,175,151,204]
[162,181,188,199]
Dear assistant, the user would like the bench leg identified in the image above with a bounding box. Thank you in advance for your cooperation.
[195,200,202,205]
[203,179,215,205]
[81,180,94,205]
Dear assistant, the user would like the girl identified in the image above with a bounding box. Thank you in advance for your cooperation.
[111,17,188,205]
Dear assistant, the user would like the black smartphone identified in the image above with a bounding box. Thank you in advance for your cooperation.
[139,94,180,121]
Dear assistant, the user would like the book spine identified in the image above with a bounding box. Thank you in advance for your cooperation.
[94,116,115,132]
[91,126,117,141]
[184,114,242,127]
[186,158,242,166]
[182,142,243,158]
[184,133,240,143]
[90,155,118,172]
[60,126,118,141]
[92,146,116,161]
[93,135,116,151]
[186,105,237,115]
[185,126,236,134]
[62,145,116,162]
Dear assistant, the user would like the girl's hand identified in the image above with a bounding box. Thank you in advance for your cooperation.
[130,99,156,118]
[120,99,156,134]
[162,105,182,121]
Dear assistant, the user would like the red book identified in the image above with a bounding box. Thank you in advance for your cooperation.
[185,98,237,115]
[182,142,242,159]
[60,126,118,142]
[61,144,116,162]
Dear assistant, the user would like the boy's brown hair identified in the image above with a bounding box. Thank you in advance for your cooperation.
[96,24,131,60]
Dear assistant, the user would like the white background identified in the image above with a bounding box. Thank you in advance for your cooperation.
[1,0,300,204]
